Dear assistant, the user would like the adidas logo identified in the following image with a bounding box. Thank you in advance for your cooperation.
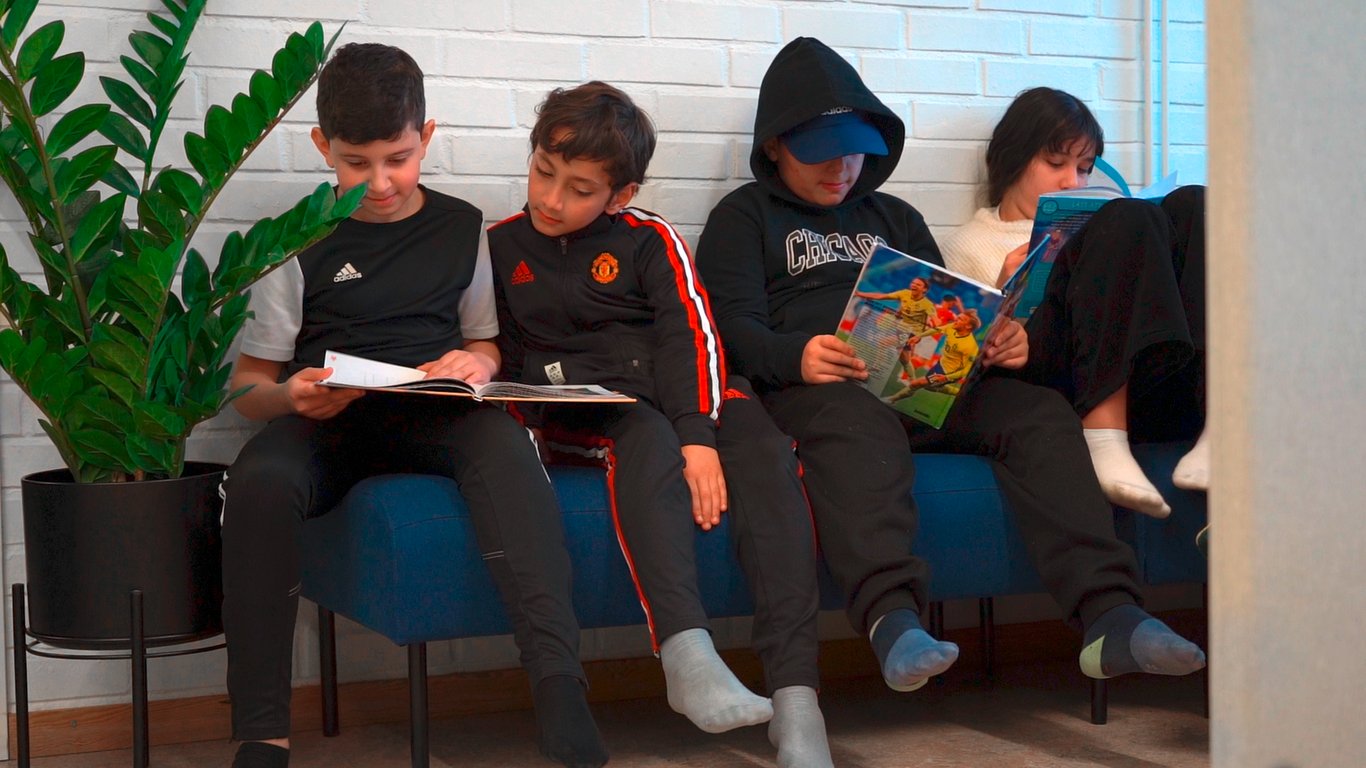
[332,263,362,283]
[511,260,535,285]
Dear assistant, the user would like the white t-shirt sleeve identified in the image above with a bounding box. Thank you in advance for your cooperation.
[239,260,304,362]
[458,231,499,341]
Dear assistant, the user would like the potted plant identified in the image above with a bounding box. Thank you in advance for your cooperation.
[0,0,363,647]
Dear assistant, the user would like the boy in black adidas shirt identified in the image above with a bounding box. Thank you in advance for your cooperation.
[489,82,833,767]
[222,44,605,768]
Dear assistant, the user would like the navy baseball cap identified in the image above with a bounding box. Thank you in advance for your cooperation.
[783,107,888,164]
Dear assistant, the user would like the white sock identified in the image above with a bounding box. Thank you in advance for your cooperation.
[1173,428,1210,491]
[768,686,834,768]
[1083,429,1170,518]
[660,628,773,733]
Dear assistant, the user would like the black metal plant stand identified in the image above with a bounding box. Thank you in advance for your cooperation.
[11,583,225,768]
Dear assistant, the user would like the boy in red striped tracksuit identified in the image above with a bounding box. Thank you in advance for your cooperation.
[489,82,834,768]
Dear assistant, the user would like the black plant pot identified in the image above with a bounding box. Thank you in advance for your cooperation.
[21,461,226,650]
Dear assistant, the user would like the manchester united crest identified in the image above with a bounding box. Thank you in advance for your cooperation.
[590,252,620,284]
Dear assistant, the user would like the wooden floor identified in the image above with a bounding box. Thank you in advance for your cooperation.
[10,658,1209,768]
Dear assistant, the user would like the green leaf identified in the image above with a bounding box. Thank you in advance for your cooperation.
[100,75,154,127]
[231,92,267,140]
[119,55,158,97]
[88,334,143,380]
[97,111,148,161]
[146,12,178,41]
[302,179,329,224]
[6,330,46,380]
[212,230,244,282]
[69,193,125,262]
[137,189,186,243]
[28,51,83,116]
[159,0,187,23]
[27,234,67,278]
[204,104,243,159]
[127,30,170,71]
[285,30,318,74]
[101,163,140,197]
[0,327,27,371]
[181,247,209,307]
[69,428,134,472]
[0,76,26,117]
[270,47,301,94]
[155,168,201,215]
[248,69,283,116]
[16,20,63,82]
[45,103,111,157]
[305,22,324,58]
[0,0,37,50]
[89,367,138,407]
[53,144,117,204]
[32,290,86,340]
[134,401,187,439]
[334,181,366,219]
[183,131,226,183]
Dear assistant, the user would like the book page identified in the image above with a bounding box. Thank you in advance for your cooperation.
[321,350,429,387]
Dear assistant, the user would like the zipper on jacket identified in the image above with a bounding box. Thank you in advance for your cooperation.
[559,236,572,327]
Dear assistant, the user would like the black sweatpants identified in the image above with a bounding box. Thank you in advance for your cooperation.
[542,377,820,693]
[221,395,584,741]
[763,376,1142,636]
[1024,185,1207,442]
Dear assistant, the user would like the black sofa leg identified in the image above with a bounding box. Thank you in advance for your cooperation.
[927,600,944,639]
[319,605,339,737]
[979,597,995,683]
[409,643,429,768]
[1091,678,1108,724]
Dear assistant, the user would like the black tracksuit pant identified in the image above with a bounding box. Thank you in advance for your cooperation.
[762,375,1142,636]
[221,395,584,741]
[1024,185,1207,442]
[541,377,820,693]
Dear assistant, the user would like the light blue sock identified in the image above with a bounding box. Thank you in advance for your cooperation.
[869,608,959,692]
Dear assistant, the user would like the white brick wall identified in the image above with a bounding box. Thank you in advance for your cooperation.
[1,0,1207,713]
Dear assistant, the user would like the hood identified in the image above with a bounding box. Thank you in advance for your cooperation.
[750,37,905,205]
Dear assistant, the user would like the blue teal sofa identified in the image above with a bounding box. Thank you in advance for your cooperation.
[300,441,1206,768]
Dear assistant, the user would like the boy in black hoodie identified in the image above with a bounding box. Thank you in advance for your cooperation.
[696,38,1206,693]
[489,82,832,767]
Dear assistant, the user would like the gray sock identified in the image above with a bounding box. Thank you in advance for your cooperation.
[660,628,773,733]
[768,686,833,768]
[1080,603,1207,679]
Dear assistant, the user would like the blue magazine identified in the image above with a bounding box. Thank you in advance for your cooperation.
[1014,158,1178,320]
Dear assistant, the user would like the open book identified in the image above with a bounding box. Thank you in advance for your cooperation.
[319,350,635,403]
[1015,158,1179,320]
[835,240,1048,428]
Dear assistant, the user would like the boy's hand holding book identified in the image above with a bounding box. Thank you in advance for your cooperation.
[980,319,1029,370]
[288,366,366,420]
[416,348,498,385]
[801,335,869,384]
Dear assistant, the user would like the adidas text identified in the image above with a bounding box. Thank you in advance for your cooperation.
[333,263,363,283]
